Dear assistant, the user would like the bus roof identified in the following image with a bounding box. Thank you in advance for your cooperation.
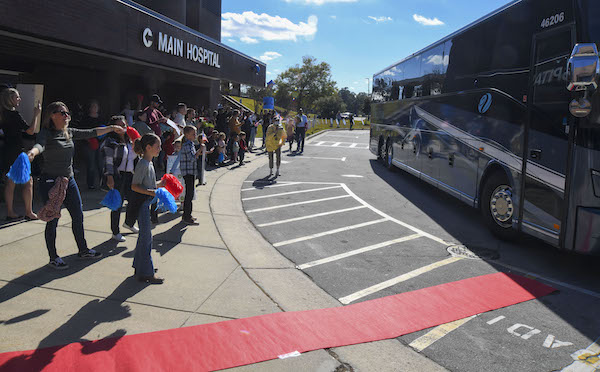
[373,0,522,77]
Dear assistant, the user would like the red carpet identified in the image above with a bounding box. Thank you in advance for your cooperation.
[0,273,555,371]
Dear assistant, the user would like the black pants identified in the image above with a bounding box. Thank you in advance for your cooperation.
[110,172,133,235]
[125,193,158,226]
[183,174,195,220]
[296,127,306,152]
[239,150,245,164]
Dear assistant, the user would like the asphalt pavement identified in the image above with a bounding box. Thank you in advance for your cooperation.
[0,134,448,372]
[242,130,600,372]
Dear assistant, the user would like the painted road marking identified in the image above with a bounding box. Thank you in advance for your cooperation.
[307,144,369,150]
[257,206,367,228]
[246,195,352,213]
[562,337,600,371]
[409,315,477,352]
[487,316,506,325]
[340,184,453,246]
[349,143,358,148]
[332,142,342,147]
[297,234,423,270]
[241,182,301,192]
[242,185,343,201]
[338,256,464,304]
[273,218,389,247]
[315,141,325,146]
[288,156,347,161]
[341,175,364,178]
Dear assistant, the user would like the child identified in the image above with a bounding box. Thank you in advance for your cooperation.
[131,133,165,284]
[231,133,240,163]
[167,137,184,208]
[239,132,248,166]
[286,117,296,152]
[217,132,226,166]
[180,125,202,225]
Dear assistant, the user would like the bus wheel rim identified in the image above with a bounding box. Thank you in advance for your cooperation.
[490,185,513,226]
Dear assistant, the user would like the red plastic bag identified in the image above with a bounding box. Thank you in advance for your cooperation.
[161,174,183,199]
[88,138,99,150]
[127,126,141,142]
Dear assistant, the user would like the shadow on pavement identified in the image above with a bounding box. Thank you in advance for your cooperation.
[0,240,125,305]
[0,276,147,371]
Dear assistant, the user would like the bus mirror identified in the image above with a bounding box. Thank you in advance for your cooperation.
[566,43,600,92]
[569,97,592,118]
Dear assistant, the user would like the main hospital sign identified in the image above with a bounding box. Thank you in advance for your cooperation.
[142,28,221,69]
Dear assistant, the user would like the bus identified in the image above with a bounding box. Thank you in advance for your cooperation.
[370,0,600,254]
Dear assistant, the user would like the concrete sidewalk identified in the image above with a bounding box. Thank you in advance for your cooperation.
[0,141,448,371]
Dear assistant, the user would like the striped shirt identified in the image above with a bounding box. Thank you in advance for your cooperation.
[180,139,197,176]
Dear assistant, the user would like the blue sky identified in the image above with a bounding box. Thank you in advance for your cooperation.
[222,0,512,93]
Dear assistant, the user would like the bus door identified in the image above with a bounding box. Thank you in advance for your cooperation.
[521,25,574,245]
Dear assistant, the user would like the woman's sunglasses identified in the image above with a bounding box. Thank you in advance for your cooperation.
[53,110,71,117]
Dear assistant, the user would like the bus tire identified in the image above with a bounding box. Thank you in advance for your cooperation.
[386,141,394,170]
[480,172,517,240]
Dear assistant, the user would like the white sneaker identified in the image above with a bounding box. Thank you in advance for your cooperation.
[269,169,273,176]
[112,234,126,242]
[275,169,280,177]
[122,223,139,233]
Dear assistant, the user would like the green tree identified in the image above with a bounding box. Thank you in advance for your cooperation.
[314,95,345,119]
[274,56,337,112]
[338,87,357,113]
[355,92,371,115]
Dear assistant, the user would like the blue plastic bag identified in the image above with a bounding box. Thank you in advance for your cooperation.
[151,188,177,214]
[6,152,31,184]
[100,189,122,211]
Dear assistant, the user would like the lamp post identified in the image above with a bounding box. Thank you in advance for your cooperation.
[365,78,370,95]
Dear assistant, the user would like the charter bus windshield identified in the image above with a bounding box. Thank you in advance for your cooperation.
[369,0,600,254]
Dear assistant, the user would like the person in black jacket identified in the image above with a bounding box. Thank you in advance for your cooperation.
[0,87,41,221]
[102,115,138,242]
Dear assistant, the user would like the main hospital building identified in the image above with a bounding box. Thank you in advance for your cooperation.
[0,0,266,113]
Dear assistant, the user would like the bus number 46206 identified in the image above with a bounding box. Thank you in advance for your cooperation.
[541,12,565,28]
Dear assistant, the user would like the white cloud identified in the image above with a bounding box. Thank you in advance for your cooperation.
[330,15,337,20]
[413,14,444,26]
[222,11,318,42]
[259,51,283,62]
[267,71,273,75]
[227,39,237,43]
[368,16,392,23]
[426,54,449,66]
[284,0,357,5]
[240,36,259,44]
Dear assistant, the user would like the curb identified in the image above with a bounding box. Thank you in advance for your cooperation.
[207,134,449,372]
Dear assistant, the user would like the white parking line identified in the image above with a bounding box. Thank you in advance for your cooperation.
[340,184,452,246]
[246,195,352,213]
[257,206,367,227]
[332,142,342,147]
[241,182,301,192]
[289,156,347,161]
[297,234,422,270]
[409,315,478,352]
[349,143,358,148]
[242,185,343,201]
[273,218,389,247]
[338,256,464,304]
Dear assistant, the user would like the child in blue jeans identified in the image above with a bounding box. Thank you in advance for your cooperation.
[131,133,165,284]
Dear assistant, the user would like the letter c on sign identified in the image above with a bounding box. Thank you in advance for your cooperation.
[142,28,153,48]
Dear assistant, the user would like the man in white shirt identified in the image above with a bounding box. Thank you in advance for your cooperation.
[295,108,308,153]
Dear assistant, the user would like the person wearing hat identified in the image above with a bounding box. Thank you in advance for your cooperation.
[265,118,286,177]
[143,94,167,137]
[295,108,308,153]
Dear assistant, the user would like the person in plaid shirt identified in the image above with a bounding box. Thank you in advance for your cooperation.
[180,126,201,225]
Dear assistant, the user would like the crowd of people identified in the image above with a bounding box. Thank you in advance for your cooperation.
[0,86,312,285]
